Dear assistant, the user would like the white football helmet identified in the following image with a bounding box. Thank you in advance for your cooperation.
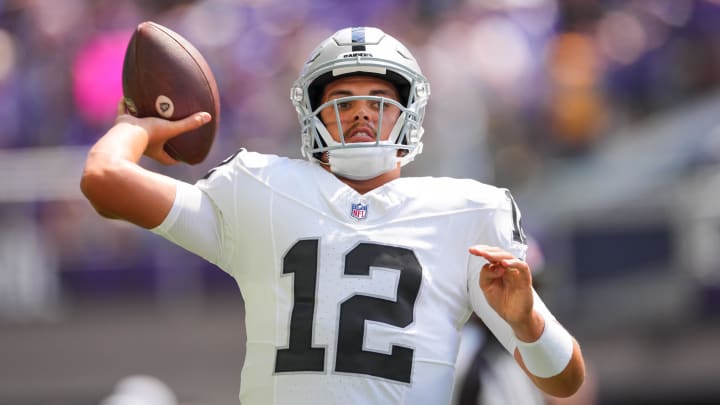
[291,27,430,180]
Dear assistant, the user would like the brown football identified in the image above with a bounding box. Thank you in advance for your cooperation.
[122,21,220,165]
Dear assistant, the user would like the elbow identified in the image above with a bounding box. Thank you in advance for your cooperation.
[80,154,121,218]
[563,344,588,398]
[80,155,106,204]
[80,178,114,219]
[537,372,585,399]
[552,371,585,398]
[546,353,587,398]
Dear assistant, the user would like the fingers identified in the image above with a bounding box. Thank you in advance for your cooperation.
[116,110,211,137]
[501,258,527,269]
[155,149,179,166]
[157,113,210,164]
[146,111,212,143]
[172,112,212,133]
[482,262,507,278]
[117,99,126,115]
[471,244,531,279]
[469,244,516,262]
[479,262,506,292]
[150,112,211,145]
[480,261,527,278]
[479,260,532,293]
[115,99,132,124]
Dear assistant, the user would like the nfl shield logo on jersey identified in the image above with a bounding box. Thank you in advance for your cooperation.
[351,202,368,220]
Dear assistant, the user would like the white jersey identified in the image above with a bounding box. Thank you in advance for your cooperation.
[152,150,554,405]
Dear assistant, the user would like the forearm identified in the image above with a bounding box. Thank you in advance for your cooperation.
[511,313,586,398]
[510,308,545,342]
[88,121,151,163]
[81,121,177,228]
[515,339,585,397]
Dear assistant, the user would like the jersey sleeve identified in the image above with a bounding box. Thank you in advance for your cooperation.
[150,180,223,265]
[166,149,282,277]
[149,149,251,269]
[466,188,554,354]
[483,188,528,260]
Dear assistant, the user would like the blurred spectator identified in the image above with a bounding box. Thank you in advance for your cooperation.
[0,207,60,321]
[0,0,715,163]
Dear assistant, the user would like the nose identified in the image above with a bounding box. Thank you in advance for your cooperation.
[351,101,373,122]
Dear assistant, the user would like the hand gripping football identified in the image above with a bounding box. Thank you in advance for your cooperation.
[122,21,220,165]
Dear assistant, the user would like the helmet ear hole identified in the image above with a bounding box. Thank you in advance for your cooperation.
[308,72,332,111]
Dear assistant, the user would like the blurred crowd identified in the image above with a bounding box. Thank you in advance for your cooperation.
[0,0,719,181]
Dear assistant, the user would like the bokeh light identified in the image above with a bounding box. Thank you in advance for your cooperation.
[597,10,648,65]
[467,17,533,91]
[0,29,17,83]
[72,31,130,125]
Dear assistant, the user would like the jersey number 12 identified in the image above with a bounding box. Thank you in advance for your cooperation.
[274,239,422,384]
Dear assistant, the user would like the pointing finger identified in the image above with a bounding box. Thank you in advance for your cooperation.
[469,245,516,262]
[171,112,212,132]
[500,258,529,272]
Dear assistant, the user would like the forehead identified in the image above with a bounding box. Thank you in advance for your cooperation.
[322,75,399,98]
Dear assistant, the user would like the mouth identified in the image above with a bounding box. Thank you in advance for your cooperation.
[344,126,379,143]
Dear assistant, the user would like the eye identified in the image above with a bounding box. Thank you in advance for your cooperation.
[370,100,382,110]
[337,101,352,110]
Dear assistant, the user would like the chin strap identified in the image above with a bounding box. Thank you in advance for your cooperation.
[328,146,398,180]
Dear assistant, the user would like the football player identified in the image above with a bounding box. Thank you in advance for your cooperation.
[81,27,585,404]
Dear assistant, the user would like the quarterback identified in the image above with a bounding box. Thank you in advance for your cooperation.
[81,27,585,404]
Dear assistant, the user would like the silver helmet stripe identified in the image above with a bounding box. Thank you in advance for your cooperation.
[351,27,366,52]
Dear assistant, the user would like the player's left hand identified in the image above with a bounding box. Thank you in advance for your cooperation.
[469,245,540,338]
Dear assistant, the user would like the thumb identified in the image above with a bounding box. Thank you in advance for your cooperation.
[479,263,505,289]
[170,112,212,133]
[175,112,212,132]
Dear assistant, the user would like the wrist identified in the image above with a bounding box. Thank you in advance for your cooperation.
[102,121,151,161]
[113,120,150,141]
[515,314,574,378]
[512,310,545,343]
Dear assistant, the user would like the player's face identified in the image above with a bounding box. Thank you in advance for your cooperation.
[319,76,402,144]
